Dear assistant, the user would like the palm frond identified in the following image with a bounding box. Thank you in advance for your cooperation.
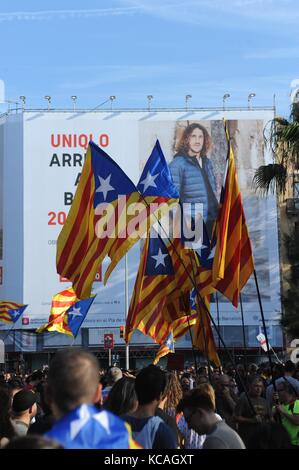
[252,163,287,195]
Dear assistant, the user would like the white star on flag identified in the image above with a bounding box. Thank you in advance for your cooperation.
[139,171,159,192]
[10,310,18,317]
[151,248,169,268]
[96,174,115,201]
[68,307,83,318]
[70,404,90,440]
[93,410,111,435]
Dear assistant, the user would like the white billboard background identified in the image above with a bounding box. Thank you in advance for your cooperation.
[0,110,281,339]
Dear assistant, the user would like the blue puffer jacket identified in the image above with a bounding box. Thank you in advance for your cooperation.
[169,154,218,225]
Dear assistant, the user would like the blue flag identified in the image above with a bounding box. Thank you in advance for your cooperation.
[46,404,138,449]
[137,140,179,199]
[66,296,96,338]
[145,230,174,276]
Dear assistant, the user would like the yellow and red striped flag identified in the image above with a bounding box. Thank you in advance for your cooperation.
[153,312,198,365]
[0,301,28,324]
[36,288,77,335]
[191,295,221,367]
[57,142,152,299]
[211,122,254,307]
[125,234,196,344]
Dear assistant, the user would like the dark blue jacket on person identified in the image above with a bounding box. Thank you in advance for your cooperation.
[168,154,218,237]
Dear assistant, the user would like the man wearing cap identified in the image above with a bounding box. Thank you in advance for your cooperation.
[11,390,38,436]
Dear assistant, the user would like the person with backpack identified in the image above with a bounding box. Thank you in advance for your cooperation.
[122,365,177,449]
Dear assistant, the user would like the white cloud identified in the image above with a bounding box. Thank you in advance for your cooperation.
[0,6,142,22]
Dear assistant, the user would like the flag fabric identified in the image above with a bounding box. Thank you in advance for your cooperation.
[0,301,28,324]
[103,140,179,284]
[153,332,175,365]
[36,293,95,337]
[36,287,77,334]
[125,231,196,343]
[191,292,221,367]
[152,309,198,364]
[45,404,141,449]
[57,141,148,299]
[211,122,254,307]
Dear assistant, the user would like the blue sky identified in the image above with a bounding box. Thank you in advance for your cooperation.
[0,0,298,116]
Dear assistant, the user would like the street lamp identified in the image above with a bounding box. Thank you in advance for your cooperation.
[185,94,192,110]
[44,95,51,110]
[248,93,256,109]
[222,93,230,110]
[147,95,153,111]
[19,96,26,110]
[109,95,116,110]
[71,95,77,111]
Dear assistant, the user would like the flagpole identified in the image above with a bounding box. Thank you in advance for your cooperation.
[190,254,211,380]
[253,269,277,391]
[125,254,130,370]
[239,292,248,376]
[215,292,221,350]
[3,324,15,341]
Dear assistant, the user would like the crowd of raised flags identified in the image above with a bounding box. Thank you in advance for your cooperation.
[0,121,255,366]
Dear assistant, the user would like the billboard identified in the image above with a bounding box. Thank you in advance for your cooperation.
[0,110,282,346]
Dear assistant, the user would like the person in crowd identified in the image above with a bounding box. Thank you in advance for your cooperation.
[0,386,16,448]
[273,381,299,448]
[247,422,291,449]
[177,383,221,449]
[122,365,177,449]
[214,374,237,430]
[44,348,140,449]
[155,372,179,447]
[266,360,299,406]
[180,373,192,393]
[169,122,218,238]
[104,377,138,416]
[28,382,56,434]
[234,375,272,447]
[178,386,245,449]
[11,390,38,437]
[3,434,63,449]
[101,367,123,402]
[235,364,247,395]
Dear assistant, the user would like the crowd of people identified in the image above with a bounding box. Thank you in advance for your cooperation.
[0,349,299,449]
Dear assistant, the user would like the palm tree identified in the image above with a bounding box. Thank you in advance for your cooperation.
[253,100,299,339]
[253,102,299,195]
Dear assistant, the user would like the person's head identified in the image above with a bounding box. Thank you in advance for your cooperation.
[276,381,298,404]
[195,375,209,387]
[162,371,183,411]
[106,367,123,386]
[216,374,231,394]
[11,390,37,422]
[135,365,166,407]
[176,123,211,158]
[197,366,208,378]
[248,364,258,375]
[104,377,138,416]
[46,348,101,418]
[3,435,63,449]
[26,370,43,386]
[177,386,216,435]
[247,422,291,449]
[284,360,296,375]
[248,376,264,398]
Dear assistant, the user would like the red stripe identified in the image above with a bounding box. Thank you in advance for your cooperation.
[216,240,241,293]
[57,170,94,272]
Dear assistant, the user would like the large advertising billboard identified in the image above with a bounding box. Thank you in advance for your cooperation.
[0,110,282,346]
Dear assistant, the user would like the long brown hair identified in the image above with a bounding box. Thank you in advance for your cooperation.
[175,123,212,157]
